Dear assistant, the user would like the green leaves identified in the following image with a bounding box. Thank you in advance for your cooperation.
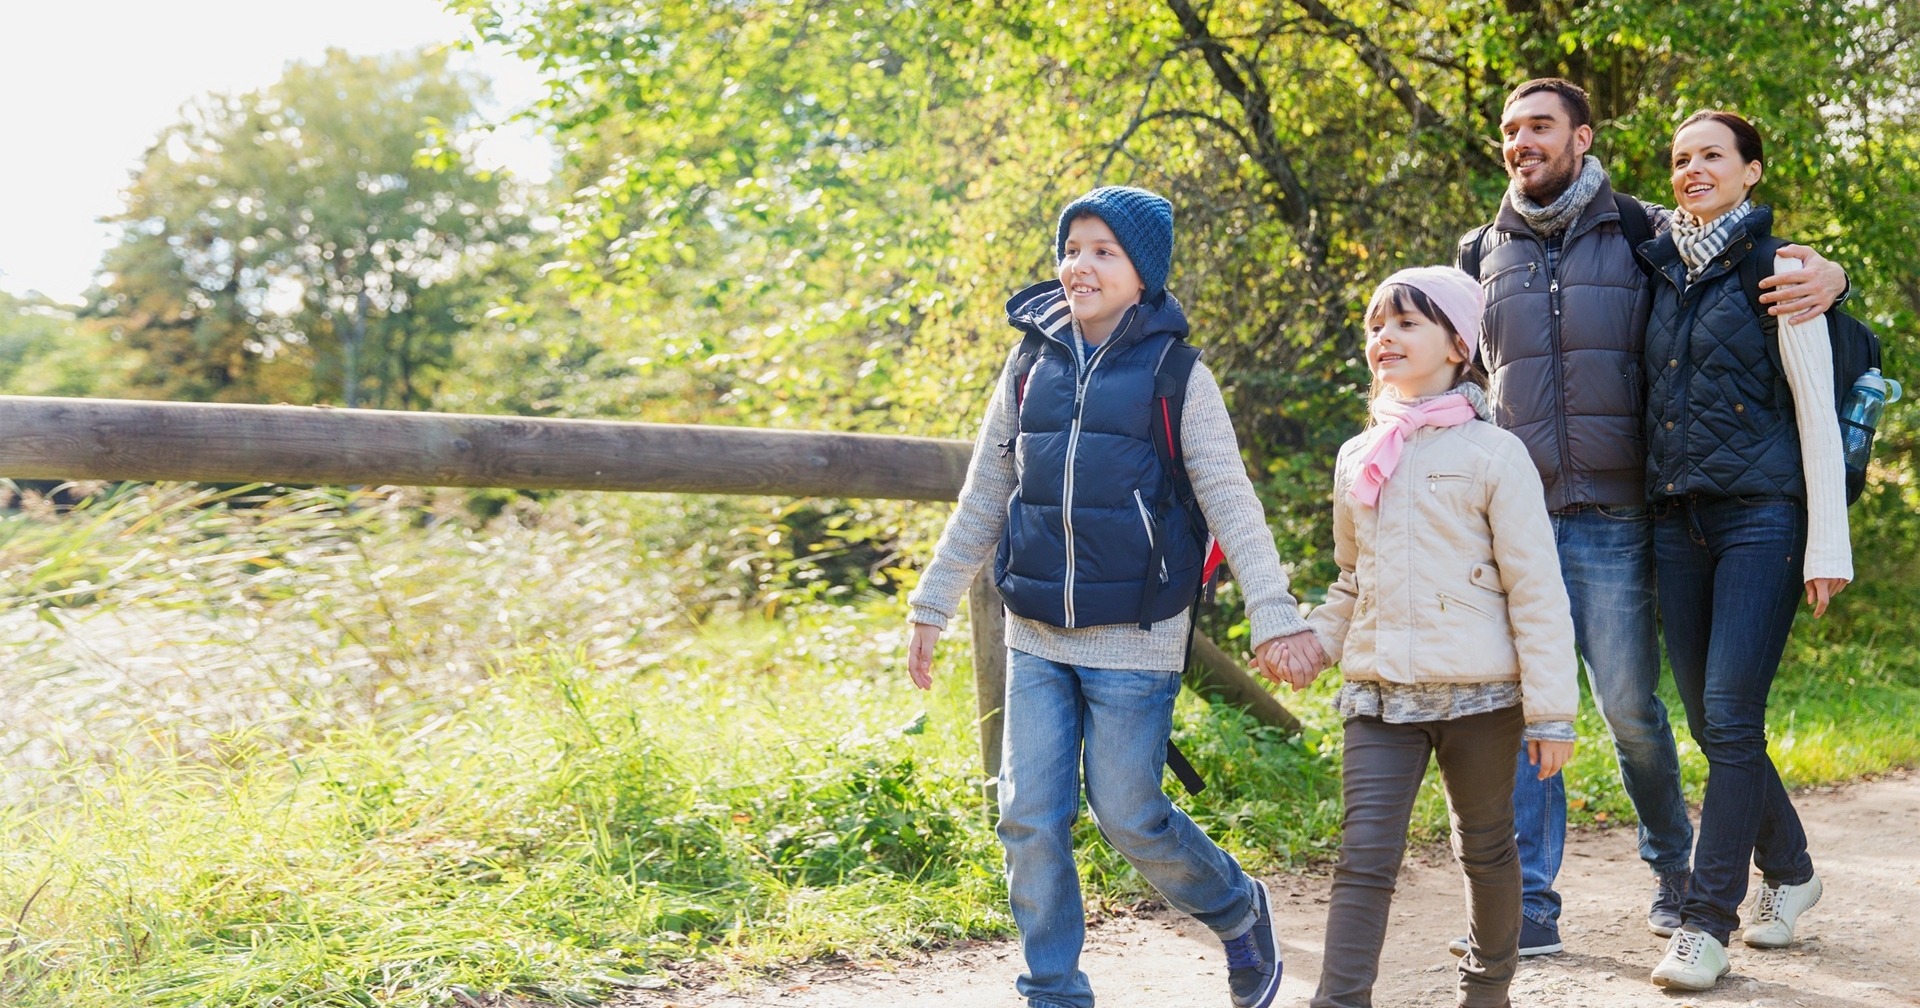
[450,0,1916,590]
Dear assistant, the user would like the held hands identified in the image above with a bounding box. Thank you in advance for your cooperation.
[1759,246,1848,325]
[1253,629,1330,692]
[1527,738,1575,780]
[907,622,942,690]
[1805,577,1849,618]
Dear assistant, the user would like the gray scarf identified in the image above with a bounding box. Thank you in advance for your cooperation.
[1671,200,1755,284]
[1507,155,1607,238]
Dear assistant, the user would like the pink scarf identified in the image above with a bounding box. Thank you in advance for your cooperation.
[1349,394,1478,507]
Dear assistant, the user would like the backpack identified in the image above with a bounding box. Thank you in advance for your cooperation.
[1009,328,1225,795]
[1739,236,1884,504]
[1459,191,1654,281]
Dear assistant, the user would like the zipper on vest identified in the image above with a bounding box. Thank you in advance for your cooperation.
[1058,311,1134,627]
[1133,489,1169,585]
[1546,257,1573,490]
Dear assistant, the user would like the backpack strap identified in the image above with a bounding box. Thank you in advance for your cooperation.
[1738,234,1791,376]
[1149,339,1205,508]
[997,330,1049,458]
[1009,329,1049,412]
[1459,223,1492,280]
[1615,192,1656,278]
[1144,336,1213,796]
[1138,338,1205,631]
[1165,742,1206,795]
[1737,234,1785,335]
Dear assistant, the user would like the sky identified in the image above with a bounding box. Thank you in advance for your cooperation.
[0,0,554,305]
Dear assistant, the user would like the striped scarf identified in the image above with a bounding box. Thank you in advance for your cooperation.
[1672,200,1755,284]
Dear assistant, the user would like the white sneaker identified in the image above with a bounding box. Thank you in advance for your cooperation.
[1743,872,1822,948]
[1651,925,1730,991]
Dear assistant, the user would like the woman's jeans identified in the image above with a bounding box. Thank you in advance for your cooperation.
[1313,706,1524,1008]
[1511,504,1694,926]
[997,649,1257,1008]
[1653,495,1816,946]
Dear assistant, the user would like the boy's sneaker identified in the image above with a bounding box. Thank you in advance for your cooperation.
[1444,916,1562,958]
[1648,870,1689,937]
[1650,925,1729,990]
[1742,872,1822,948]
[1222,880,1282,1008]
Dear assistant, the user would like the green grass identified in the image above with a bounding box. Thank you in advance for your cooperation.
[0,482,1915,1005]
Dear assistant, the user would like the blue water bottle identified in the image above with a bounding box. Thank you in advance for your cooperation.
[1840,368,1901,501]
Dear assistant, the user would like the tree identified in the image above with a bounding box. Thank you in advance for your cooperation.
[0,290,127,398]
[89,47,528,408]
[455,0,1920,585]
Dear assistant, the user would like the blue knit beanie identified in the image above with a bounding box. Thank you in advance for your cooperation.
[1054,185,1175,298]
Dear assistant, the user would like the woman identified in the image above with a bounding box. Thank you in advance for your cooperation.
[1636,110,1852,991]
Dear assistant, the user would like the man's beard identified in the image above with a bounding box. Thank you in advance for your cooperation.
[1514,142,1582,203]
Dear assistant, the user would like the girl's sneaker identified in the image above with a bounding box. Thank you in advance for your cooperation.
[1651,925,1729,990]
[1742,872,1822,948]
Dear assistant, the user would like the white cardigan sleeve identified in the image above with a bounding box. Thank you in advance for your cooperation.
[1772,254,1854,583]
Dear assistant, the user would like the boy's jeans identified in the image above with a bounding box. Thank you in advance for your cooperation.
[1511,504,1694,927]
[997,649,1257,1008]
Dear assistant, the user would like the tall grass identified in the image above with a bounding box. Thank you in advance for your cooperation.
[0,482,1914,1005]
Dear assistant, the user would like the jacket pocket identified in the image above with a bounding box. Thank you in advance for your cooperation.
[1134,489,1169,585]
[1468,562,1505,594]
[1436,591,1497,621]
[1482,260,1539,288]
[1424,471,1474,495]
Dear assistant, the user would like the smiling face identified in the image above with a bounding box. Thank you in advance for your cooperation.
[1500,90,1594,204]
[1367,288,1467,400]
[1058,214,1146,344]
[1670,118,1763,223]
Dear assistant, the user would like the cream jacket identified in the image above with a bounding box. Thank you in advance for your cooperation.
[1308,413,1579,726]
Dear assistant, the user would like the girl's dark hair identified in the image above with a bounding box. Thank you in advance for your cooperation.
[1673,109,1765,169]
[1364,283,1488,408]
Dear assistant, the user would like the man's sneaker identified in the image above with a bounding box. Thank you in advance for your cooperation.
[1444,916,1562,959]
[1222,880,1282,1008]
[1518,915,1563,956]
[1650,925,1730,990]
[1742,872,1822,948]
[1649,870,1690,937]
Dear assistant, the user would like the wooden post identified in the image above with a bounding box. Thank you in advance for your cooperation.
[967,568,1007,811]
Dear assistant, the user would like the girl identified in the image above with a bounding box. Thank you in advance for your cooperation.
[903,184,1321,1008]
[1639,110,1849,991]
[1285,266,1579,1008]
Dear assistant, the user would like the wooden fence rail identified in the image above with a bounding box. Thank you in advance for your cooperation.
[0,395,1297,796]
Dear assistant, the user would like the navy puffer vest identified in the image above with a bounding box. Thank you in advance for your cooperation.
[1641,205,1805,501]
[994,282,1207,629]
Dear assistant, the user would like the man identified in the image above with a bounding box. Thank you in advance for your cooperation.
[1454,77,1846,957]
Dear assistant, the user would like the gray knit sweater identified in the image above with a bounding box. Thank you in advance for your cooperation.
[907,350,1309,672]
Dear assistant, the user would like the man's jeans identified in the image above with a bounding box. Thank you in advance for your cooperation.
[1654,495,1814,946]
[1511,504,1694,926]
[997,649,1257,1008]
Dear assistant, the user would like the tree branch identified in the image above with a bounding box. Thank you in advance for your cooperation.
[1286,0,1501,173]
[1161,0,1314,229]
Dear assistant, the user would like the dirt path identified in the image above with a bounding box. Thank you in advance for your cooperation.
[624,771,1920,1008]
